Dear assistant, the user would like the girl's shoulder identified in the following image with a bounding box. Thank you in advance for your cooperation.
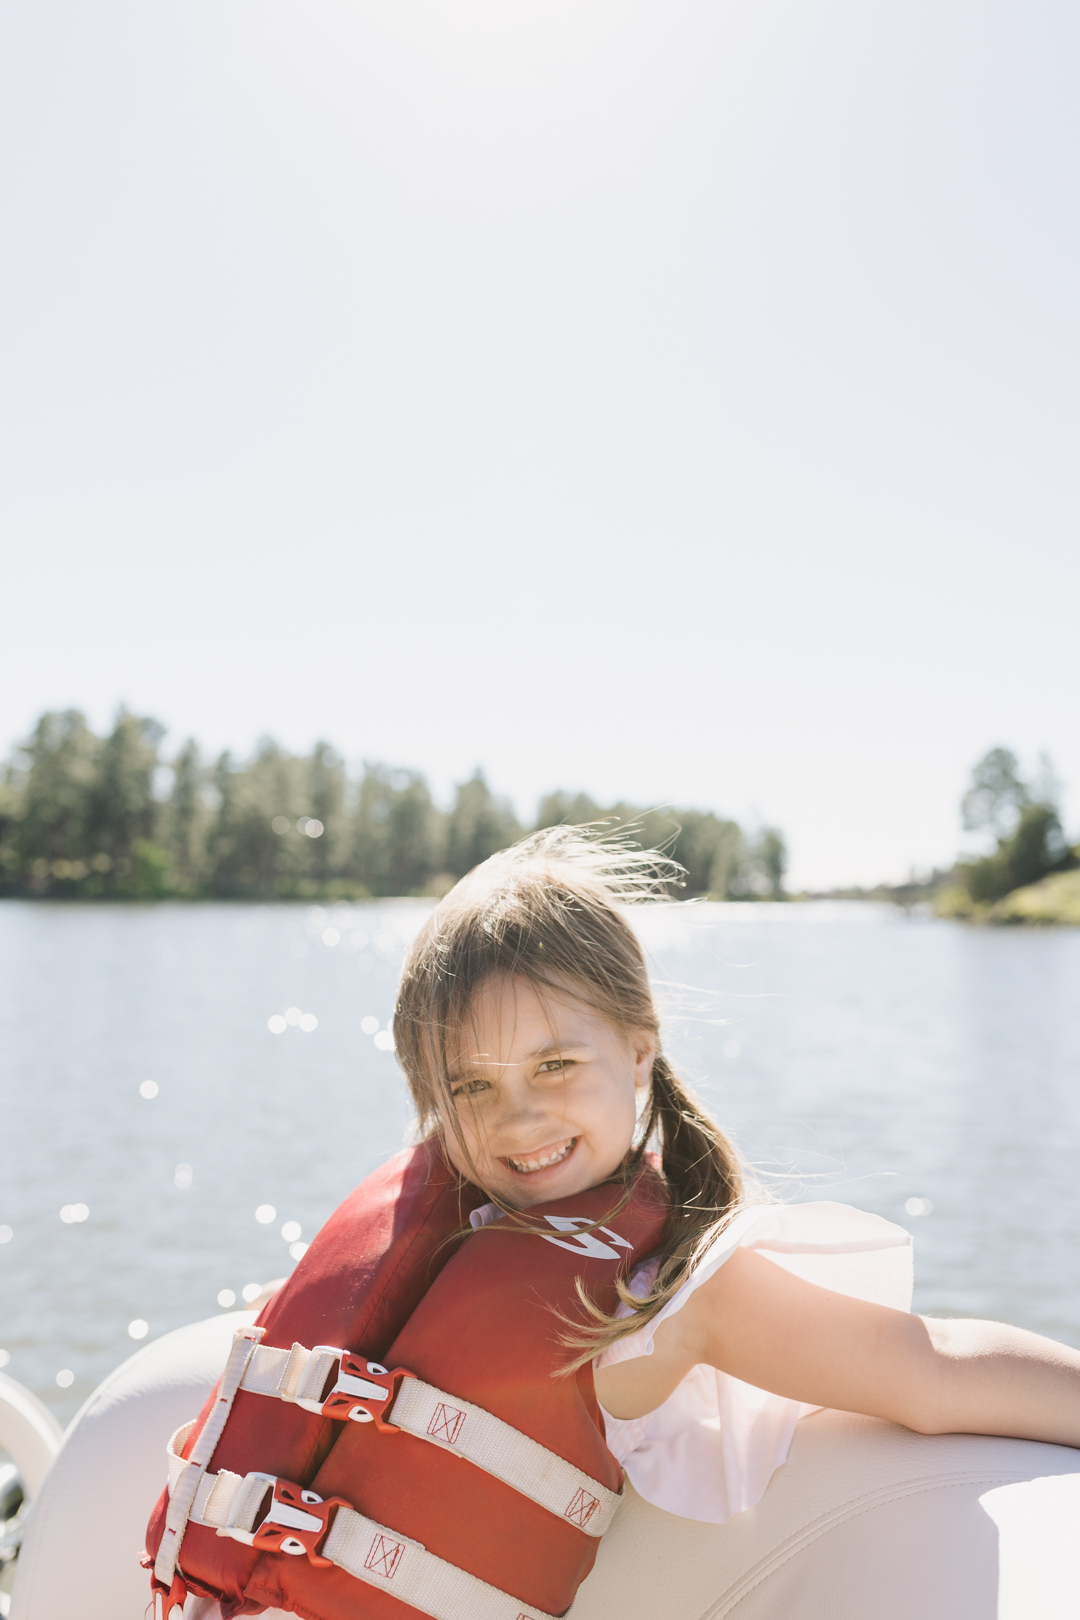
[597,1200,914,1369]
[595,1201,915,1525]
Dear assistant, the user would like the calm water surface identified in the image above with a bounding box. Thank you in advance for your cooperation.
[1,900,1078,1425]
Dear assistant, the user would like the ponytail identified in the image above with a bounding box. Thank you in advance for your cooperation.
[556,1055,745,1370]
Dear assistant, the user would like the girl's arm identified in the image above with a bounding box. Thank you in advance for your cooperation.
[594,1246,1080,1448]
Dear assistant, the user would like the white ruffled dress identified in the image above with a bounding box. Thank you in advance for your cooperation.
[591,1201,914,1524]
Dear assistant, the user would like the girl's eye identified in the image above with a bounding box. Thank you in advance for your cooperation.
[450,1078,492,1099]
[536,1058,570,1074]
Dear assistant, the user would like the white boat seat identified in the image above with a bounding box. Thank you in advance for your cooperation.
[8,1312,248,1620]
[6,1315,1080,1619]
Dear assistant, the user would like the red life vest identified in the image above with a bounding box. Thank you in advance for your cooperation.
[145,1140,668,1620]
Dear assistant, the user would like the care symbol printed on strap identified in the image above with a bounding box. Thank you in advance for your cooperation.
[564,1488,601,1528]
[365,1534,404,1579]
[541,1217,634,1260]
[427,1402,467,1445]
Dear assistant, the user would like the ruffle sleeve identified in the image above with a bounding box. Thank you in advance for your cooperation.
[594,1201,913,1525]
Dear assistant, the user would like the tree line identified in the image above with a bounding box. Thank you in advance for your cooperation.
[937,746,1076,913]
[0,710,787,902]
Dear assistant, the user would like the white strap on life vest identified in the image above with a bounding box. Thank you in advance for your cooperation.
[164,1435,559,1620]
[237,1339,620,1536]
[154,1325,265,1588]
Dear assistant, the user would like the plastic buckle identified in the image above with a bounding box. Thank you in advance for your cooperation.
[304,1349,416,1431]
[249,1476,351,1567]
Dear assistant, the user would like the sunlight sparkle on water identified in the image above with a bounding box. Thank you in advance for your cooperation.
[241,1283,262,1303]
[0,1226,12,1244]
[60,1203,89,1223]
[56,1369,74,1388]
[361,1016,379,1035]
[281,1221,301,1242]
[128,1319,149,1340]
[255,1204,276,1224]
[285,1007,302,1025]
[268,1015,287,1034]
[289,1241,309,1261]
[298,1013,318,1033]
[139,1080,159,1098]
[217,1289,236,1308]
[322,927,340,947]
[905,1197,934,1217]
[373,1030,394,1051]
[0,1350,9,1369]
[175,1164,193,1189]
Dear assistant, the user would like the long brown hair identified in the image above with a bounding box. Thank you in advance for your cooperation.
[392,826,744,1363]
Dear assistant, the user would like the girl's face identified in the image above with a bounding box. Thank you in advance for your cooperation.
[438,974,655,1208]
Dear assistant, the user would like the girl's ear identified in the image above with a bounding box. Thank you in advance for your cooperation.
[631,1030,658,1092]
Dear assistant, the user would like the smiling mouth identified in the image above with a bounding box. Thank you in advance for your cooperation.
[503,1137,578,1175]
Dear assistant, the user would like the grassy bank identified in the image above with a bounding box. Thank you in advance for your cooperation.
[935,868,1080,925]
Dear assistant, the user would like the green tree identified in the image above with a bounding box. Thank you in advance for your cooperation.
[961,802,1071,904]
[535,790,604,829]
[961,748,1029,840]
[83,710,166,896]
[755,828,788,898]
[308,741,346,890]
[534,795,757,899]
[954,748,1074,905]
[353,765,439,895]
[207,741,314,896]
[445,771,521,878]
[166,740,207,895]
[386,774,440,895]
[670,811,745,897]
[10,711,100,891]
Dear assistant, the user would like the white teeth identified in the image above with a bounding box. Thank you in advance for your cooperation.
[507,1138,576,1174]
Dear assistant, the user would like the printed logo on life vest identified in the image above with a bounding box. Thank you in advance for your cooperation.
[541,1217,634,1260]
[564,1488,601,1529]
[427,1402,467,1445]
[364,1534,404,1579]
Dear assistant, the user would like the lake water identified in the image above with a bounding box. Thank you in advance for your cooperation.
[2,899,1079,1426]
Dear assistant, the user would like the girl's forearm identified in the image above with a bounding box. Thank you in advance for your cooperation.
[917,1317,1080,1447]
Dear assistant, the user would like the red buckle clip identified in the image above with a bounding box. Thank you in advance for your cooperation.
[251,1477,351,1568]
[313,1352,416,1431]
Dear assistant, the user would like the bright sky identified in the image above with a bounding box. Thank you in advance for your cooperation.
[2,0,1077,888]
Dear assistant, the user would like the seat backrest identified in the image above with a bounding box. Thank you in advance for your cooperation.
[570,1406,1080,1620]
[10,1312,248,1620]
[0,1371,63,1499]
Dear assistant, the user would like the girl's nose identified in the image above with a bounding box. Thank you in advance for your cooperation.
[493,1083,552,1138]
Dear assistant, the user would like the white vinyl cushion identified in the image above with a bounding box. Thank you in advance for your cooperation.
[570,1406,1080,1620]
[9,1312,251,1620]
[0,1370,63,1498]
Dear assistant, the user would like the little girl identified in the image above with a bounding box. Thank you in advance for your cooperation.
[393,825,1080,1526]
[149,825,1080,1619]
